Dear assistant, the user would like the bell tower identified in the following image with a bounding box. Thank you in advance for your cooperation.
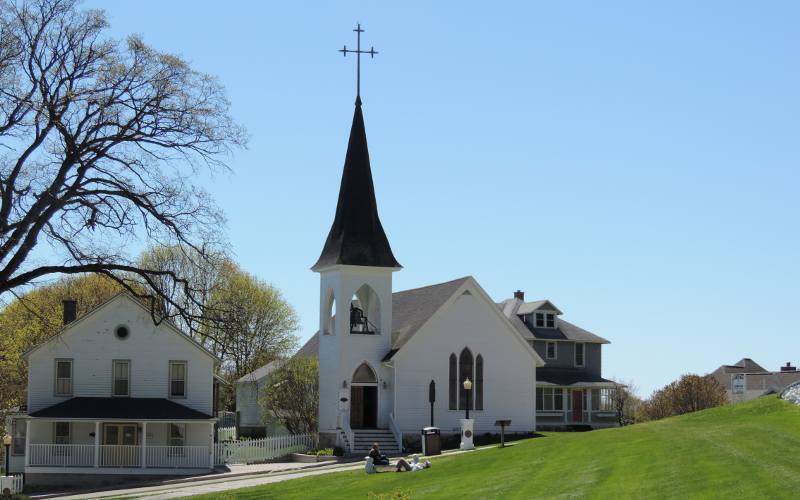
[312,60,401,446]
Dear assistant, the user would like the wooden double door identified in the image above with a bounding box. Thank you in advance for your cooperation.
[350,385,378,429]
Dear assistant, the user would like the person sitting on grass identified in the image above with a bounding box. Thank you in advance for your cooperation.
[369,442,390,466]
[396,454,431,472]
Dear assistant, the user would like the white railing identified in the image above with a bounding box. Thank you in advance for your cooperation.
[341,411,354,454]
[214,434,315,465]
[99,445,141,467]
[146,446,208,468]
[29,444,94,467]
[217,426,237,441]
[388,412,403,453]
[0,475,23,494]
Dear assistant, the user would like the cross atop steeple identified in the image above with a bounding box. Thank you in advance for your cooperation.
[338,23,378,103]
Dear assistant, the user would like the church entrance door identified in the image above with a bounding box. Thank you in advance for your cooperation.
[350,385,378,429]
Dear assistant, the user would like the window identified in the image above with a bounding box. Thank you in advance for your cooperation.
[535,313,545,328]
[459,348,474,411]
[11,419,25,455]
[112,360,130,397]
[54,422,71,445]
[546,313,556,328]
[475,355,484,411]
[448,354,457,410]
[546,342,557,360]
[592,388,614,411]
[54,359,73,396]
[536,388,564,411]
[574,343,585,367]
[169,361,187,398]
[169,423,185,447]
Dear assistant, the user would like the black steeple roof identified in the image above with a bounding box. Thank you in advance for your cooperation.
[312,98,401,271]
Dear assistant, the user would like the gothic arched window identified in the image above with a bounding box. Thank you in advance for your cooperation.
[448,354,457,410]
[459,348,474,411]
[475,354,484,410]
[352,363,377,384]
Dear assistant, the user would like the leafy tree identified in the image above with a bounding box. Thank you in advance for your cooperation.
[259,357,318,435]
[639,374,727,421]
[0,0,245,334]
[0,273,121,417]
[203,263,299,377]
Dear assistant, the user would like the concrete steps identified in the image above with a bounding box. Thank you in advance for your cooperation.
[351,429,400,456]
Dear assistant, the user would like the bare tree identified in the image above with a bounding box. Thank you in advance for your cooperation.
[260,357,318,435]
[610,379,639,426]
[0,0,245,334]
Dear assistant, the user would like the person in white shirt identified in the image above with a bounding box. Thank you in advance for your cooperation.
[395,454,431,472]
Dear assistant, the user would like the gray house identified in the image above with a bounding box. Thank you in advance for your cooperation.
[499,291,618,429]
[710,358,800,402]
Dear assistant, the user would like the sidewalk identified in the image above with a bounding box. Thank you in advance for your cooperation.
[40,443,503,499]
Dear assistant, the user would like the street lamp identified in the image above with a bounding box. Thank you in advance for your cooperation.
[2,434,11,476]
[462,378,473,420]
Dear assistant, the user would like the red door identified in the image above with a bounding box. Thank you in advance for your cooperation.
[572,390,583,422]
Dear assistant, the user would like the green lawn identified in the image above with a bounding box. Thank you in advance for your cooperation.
[192,397,800,499]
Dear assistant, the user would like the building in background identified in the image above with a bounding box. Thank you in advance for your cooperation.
[710,358,800,402]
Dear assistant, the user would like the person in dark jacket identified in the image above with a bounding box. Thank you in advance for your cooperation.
[368,443,390,465]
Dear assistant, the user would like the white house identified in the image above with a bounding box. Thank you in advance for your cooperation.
[307,97,546,454]
[6,292,220,487]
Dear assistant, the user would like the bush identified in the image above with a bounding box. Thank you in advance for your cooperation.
[332,446,345,457]
[304,448,334,456]
[640,374,727,421]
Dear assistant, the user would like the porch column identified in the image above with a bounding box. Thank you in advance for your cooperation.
[563,389,568,423]
[208,422,215,468]
[24,420,30,467]
[94,421,100,467]
[141,422,147,468]
[587,390,592,423]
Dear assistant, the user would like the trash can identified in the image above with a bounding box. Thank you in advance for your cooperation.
[421,426,441,456]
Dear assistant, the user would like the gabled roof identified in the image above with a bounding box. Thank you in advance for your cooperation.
[29,397,213,420]
[291,276,543,366]
[515,299,563,315]
[236,360,284,384]
[499,298,609,344]
[22,291,219,362]
[312,99,400,271]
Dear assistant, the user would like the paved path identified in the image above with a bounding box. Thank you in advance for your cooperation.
[44,445,500,499]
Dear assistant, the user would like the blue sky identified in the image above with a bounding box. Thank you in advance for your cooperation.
[84,1,799,396]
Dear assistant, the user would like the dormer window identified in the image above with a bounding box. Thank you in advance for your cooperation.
[535,312,557,329]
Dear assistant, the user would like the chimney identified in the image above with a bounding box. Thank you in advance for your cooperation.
[513,290,525,301]
[780,362,796,372]
[62,299,77,325]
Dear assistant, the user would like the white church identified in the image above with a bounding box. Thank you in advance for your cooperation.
[308,94,545,454]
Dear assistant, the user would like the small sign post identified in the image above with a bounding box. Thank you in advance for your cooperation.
[494,420,511,448]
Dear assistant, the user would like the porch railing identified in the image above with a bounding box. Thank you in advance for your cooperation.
[29,444,94,467]
[146,446,208,468]
[27,444,210,468]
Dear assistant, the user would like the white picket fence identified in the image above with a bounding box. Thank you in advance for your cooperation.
[0,475,23,495]
[214,434,315,465]
[217,426,237,442]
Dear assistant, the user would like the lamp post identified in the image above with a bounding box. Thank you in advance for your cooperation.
[2,434,11,476]
[463,377,472,420]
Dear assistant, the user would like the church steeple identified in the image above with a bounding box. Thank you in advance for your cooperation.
[312,100,401,271]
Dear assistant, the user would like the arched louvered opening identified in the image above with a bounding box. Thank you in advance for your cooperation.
[459,348,474,411]
[448,353,457,410]
[475,354,484,410]
[350,284,381,334]
[323,289,335,335]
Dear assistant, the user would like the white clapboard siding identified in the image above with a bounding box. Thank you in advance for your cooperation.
[214,434,315,465]
[27,294,216,414]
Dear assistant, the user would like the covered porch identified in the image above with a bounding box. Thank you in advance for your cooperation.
[535,370,620,428]
[24,397,215,475]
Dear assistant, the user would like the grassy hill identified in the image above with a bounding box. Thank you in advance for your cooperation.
[192,397,800,499]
